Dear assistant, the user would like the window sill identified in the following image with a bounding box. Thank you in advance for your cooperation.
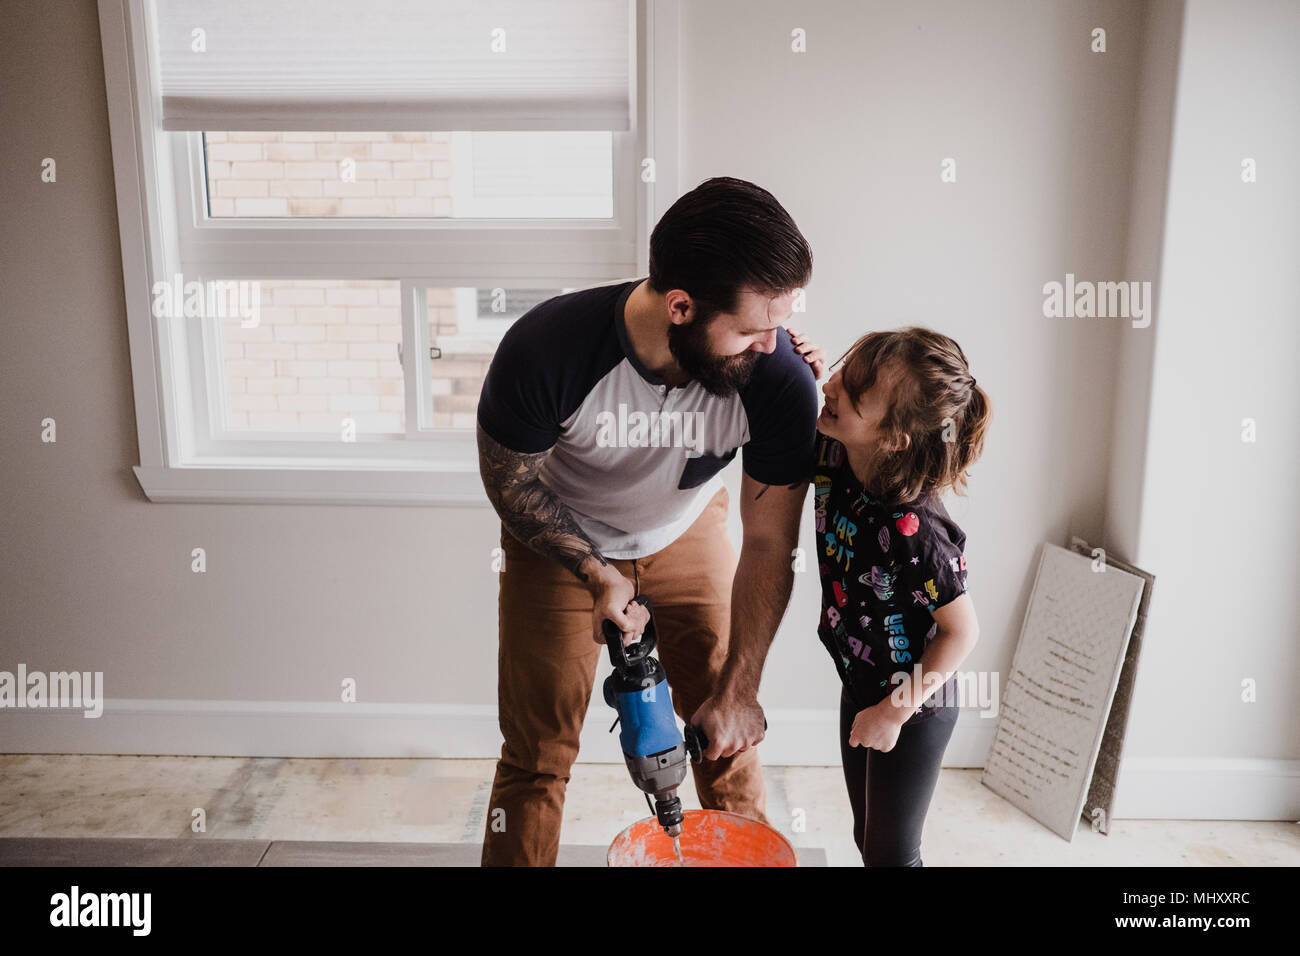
[133,463,488,506]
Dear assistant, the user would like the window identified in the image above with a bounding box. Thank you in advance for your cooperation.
[98,0,680,504]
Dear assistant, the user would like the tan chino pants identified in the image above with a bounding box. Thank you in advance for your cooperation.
[481,485,770,866]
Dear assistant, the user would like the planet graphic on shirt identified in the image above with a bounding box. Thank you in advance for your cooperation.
[894,511,920,536]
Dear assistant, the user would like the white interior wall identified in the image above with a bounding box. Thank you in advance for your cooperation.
[1122,0,1300,770]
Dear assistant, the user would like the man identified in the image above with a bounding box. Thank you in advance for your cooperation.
[475,177,821,866]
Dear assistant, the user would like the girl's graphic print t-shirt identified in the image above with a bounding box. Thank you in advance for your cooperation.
[812,429,968,722]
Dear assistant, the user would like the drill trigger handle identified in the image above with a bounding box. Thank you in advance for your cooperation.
[602,594,656,670]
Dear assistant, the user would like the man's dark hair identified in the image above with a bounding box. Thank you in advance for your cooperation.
[648,176,812,321]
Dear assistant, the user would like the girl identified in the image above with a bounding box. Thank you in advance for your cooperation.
[799,325,990,867]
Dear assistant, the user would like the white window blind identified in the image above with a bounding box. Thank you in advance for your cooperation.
[153,0,634,132]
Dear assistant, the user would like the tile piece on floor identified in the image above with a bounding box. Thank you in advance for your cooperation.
[0,837,269,867]
[261,840,483,866]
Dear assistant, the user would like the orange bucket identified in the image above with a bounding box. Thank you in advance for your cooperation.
[607,809,798,867]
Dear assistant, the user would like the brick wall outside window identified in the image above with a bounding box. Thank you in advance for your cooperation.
[204,131,452,218]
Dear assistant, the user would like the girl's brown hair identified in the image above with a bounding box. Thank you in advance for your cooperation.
[833,326,991,506]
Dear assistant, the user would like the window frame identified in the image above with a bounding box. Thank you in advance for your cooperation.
[98,0,680,506]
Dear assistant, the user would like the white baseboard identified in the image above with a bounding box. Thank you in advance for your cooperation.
[2,700,1296,820]
[1106,757,1300,821]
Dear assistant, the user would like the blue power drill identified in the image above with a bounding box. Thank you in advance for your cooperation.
[601,595,707,838]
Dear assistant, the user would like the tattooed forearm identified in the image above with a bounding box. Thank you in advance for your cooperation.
[477,422,611,584]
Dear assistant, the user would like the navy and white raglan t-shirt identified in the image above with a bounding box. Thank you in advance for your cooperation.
[476,278,819,560]
[812,429,968,722]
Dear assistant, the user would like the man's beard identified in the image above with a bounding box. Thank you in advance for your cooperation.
[667,311,759,396]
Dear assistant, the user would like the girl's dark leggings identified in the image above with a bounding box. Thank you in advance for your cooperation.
[838,686,958,866]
